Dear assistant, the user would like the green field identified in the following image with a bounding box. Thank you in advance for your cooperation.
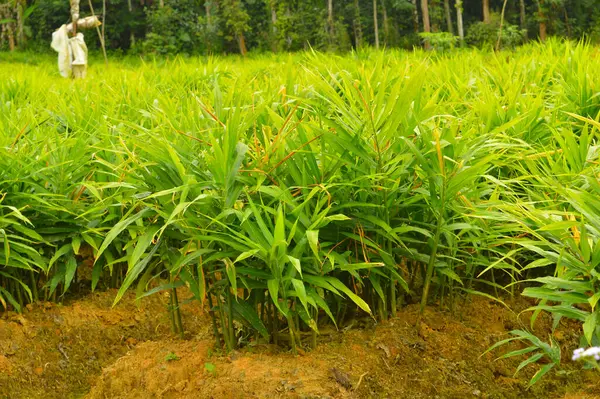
[2,40,600,390]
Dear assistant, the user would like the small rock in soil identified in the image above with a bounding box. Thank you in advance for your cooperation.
[330,367,352,390]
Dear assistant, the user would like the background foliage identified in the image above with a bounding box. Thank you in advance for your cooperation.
[1,0,600,54]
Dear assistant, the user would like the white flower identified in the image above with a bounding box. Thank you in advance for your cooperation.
[572,348,585,361]
[573,347,600,361]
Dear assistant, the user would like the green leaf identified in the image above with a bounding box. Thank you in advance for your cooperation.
[23,5,36,19]
[235,249,261,263]
[224,257,237,295]
[339,262,384,271]
[232,299,269,339]
[524,305,588,322]
[515,353,544,375]
[71,236,81,255]
[369,274,385,301]
[583,312,598,345]
[482,336,522,357]
[268,279,287,316]
[129,225,160,270]
[113,240,161,306]
[174,248,214,270]
[82,233,100,252]
[292,278,309,313]
[198,261,206,305]
[303,275,341,296]
[496,346,538,361]
[63,256,78,294]
[325,214,351,222]
[522,287,588,305]
[0,287,20,312]
[138,281,185,299]
[528,363,554,388]
[274,205,286,246]
[437,267,463,285]
[204,362,216,374]
[5,206,32,226]
[287,255,302,277]
[308,288,337,327]
[296,304,318,332]
[528,277,592,292]
[135,261,160,302]
[0,229,8,265]
[49,244,72,268]
[97,208,152,262]
[12,224,44,242]
[92,261,103,291]
[307,230,319,258]
[589,292,600,310]
[326,276,371,315]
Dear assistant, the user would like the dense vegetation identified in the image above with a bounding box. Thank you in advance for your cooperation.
[1,0,600,55]
[1,40,600,383]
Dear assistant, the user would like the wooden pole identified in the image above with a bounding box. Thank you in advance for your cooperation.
[87,0,108,65]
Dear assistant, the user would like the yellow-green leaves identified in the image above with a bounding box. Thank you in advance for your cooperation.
[583,312,598,345]
[306,230,319,258]
[129,225,160,270]
[268,278,287,317]
[224,257,237,294]
[96,207,153,263]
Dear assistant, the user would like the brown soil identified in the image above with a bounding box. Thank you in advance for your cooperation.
[0,291,597,399]
[0,289,208,399]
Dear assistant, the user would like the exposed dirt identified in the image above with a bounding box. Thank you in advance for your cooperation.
[0,291,598,399]
[0,289,209,399]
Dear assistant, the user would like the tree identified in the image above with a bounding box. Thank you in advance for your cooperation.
[8,0,600,54]
[268,0,277,51]
[429,0,439,32]
[443,0,453,34]
[0,3,16,51]
[353,0,363,48]
[373,0,379,49]
[537,0,547,41]
[16,0,24,46]
[455,0,464,42]
[327,0,334,45]
[381,0,389,45]
[519,0,527,39]
[411,0,420,34]
[221,0,250,55]
[482,0,490,23]
[0,0,31,50]
[420,0,430,33]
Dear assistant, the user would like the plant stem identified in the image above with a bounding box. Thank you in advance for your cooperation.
[172,287,184,338]
[390,278,396,317]
[287,312,297,355]
[273,301,279,346]
[207,292,222,348]
[227,289,235,349]
[168,290,177,334]
[218,293,232,352]
[311,307,318,349]
[30,270,38,302]
[419,184,446,319]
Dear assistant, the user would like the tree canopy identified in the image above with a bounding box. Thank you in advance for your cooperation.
[1,0,599,54]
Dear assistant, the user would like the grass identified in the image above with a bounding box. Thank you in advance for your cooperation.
[1,39,600,380]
